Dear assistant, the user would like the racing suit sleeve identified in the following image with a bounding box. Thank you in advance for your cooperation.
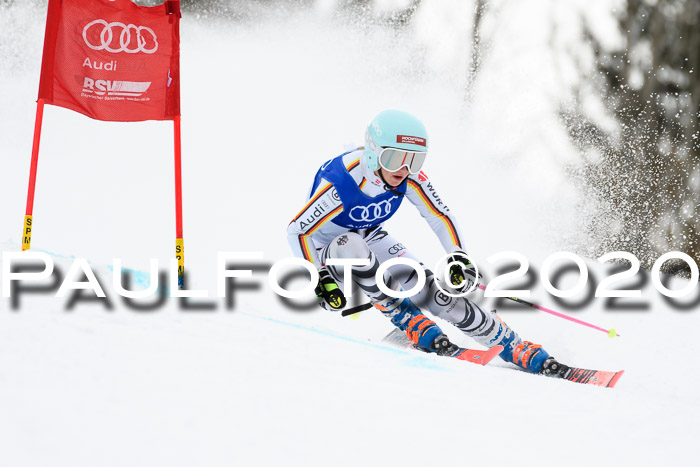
[404,173,465,253]
[287,180,344,266]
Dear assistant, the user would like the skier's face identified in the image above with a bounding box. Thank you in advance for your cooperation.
[379,166,409,187]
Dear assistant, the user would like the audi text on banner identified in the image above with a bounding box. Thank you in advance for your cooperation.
[38,0,181,122]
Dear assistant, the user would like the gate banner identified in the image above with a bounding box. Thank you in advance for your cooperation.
[38,0,181,122]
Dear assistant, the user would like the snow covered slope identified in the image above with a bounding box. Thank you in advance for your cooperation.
[1,2,698,466]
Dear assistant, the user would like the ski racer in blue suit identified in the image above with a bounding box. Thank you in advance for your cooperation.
[287,109,562,375]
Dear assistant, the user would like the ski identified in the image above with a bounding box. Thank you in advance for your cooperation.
[383,329,624,386]
[382,328,503,366]
[552,366,625,388]
[540,358,624,387]
[444,344,504,366]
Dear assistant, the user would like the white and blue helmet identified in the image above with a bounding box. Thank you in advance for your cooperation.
[365,109,429,172]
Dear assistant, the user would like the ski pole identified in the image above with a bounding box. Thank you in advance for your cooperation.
[478,284,620,337]
[341,302,373,317]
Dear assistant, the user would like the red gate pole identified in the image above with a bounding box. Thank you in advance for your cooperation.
[22,98,46,251]
[174,115,184,289]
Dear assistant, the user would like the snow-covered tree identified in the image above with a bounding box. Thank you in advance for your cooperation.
[566,0,699,275]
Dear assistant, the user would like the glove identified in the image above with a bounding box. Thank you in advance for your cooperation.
[315,266,347,311]
[447,250,482,292]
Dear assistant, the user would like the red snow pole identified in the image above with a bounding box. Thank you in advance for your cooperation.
[21,98,46,250]
[478,285,620,337]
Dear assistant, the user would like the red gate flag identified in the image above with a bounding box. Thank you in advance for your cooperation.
[24,0,186,288]
[38,0,181,122]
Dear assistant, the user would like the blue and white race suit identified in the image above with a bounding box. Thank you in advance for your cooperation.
[287,148,464,265]
[286,148,506,347]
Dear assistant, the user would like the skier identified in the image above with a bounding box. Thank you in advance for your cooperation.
[287,109,563,375]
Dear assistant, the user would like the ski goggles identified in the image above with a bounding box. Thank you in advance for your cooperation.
[378,147,427,174]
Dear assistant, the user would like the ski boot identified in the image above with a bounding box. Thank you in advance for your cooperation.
[406,314,452,353]
[510,340,551,373]
[474,315,552,373]
[375,296,448,353]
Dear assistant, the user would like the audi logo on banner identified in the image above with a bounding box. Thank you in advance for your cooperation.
[82,19,159,54]
[348,199,395,222]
